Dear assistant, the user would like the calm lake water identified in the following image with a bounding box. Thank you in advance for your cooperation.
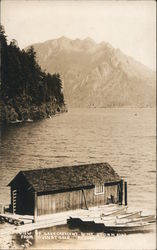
[0,108,156,249]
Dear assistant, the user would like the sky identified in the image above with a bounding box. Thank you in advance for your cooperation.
[1,0,156,71]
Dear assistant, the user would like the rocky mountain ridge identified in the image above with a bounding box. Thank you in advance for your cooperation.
[29,37,156,107]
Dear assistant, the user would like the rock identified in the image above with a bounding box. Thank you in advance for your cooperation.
[0,95,67,124]
[9,109,18,122]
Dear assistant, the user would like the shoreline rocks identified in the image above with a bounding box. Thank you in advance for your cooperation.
[0,95,67,125]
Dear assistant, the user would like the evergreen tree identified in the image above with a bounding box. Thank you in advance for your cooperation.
[0,25,8,96]
[0,25,65,106]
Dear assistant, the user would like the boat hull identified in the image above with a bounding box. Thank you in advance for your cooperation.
[67,217,155,234]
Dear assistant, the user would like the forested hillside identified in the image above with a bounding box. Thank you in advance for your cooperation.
[0,25,66,124]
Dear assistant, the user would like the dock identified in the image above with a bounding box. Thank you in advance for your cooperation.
[0,204,155,237]
[0,205,122,235]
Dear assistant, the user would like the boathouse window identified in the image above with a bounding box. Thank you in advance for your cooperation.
[95,184,104,195]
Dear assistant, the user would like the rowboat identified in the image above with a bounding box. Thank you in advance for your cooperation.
[67,217,155,234]
[101,206,127,217]
[103,222,155,234]
[117,211,142,219]
[115,214,156,225]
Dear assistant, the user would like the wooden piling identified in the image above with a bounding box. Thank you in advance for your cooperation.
[119,180,124,205]
[124,181,127,206]
[0,204,4,214]
[34,192,37,222]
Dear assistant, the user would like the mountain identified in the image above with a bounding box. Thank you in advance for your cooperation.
[28,37,156,107]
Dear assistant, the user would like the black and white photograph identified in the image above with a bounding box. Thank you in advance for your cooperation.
[0,0,156,249]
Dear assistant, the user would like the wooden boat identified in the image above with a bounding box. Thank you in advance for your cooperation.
[101,206,127,217]
[103,222,155,234]
[139,214,156,223]
[117,211,142,219]
[74,207,127,222]
[67,217,155,234]
[115,214,156,225]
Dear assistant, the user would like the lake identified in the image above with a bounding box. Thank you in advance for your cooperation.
[0,108,156,249]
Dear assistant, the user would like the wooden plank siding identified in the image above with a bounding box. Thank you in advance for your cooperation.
[37,184,119,216]
[9,163,122,216]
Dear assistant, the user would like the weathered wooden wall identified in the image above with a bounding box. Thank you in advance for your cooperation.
[37,184,119,216]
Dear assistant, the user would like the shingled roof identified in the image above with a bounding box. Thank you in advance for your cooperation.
[8,163,121,193]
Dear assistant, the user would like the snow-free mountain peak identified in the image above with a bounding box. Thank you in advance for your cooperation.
[27,37,155,107]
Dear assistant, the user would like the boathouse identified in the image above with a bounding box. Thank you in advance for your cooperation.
[8,163,127,217]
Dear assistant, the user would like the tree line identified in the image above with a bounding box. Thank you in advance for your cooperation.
[0,25,64,105]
